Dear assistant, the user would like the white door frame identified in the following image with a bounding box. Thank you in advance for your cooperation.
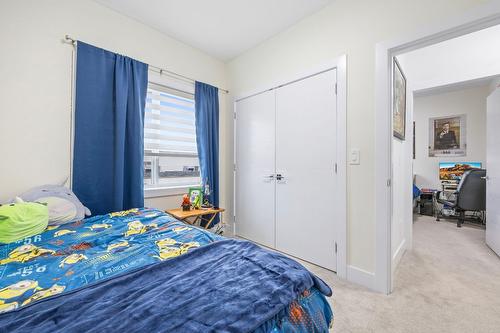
[233,55,347,279]
[375,2,500,294]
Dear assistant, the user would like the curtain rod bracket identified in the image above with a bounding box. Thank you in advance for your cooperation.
[64,35,76,45]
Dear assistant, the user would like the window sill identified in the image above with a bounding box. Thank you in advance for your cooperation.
[144,186,193,199]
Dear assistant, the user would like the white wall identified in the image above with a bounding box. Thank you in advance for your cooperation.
[397,24,500,92]
[489,76,500,94]
[413,85,488,189]
[227,0,486,278]
[0,0,232,221]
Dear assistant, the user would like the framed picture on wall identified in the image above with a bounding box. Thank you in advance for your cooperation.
[393,58,406,140]
[428,115,466,157]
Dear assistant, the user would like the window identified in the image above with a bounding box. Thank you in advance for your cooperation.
[144,82,200,191]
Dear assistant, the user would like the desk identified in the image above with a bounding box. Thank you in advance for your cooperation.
[166,207,225,230]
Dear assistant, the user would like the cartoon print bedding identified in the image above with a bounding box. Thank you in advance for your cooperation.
[0,208,333,332]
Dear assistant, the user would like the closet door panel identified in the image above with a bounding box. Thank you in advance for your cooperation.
[235,90,276,248]
[275,69,337,271]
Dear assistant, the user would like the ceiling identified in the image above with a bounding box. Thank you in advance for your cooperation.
[93,0,334,62]
[397,24,500,93]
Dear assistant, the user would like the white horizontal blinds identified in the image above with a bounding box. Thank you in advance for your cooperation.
[144,82,201,188]
[145,83,197,154]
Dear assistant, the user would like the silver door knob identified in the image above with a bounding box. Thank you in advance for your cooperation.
[276,174,287,183]
[263,175,275,182]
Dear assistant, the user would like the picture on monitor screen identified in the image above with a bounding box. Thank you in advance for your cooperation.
[439,162,482,181]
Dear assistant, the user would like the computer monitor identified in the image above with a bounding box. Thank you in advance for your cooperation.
[439,162,482,181]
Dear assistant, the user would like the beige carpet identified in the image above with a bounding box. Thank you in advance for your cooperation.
[298,215,500,332]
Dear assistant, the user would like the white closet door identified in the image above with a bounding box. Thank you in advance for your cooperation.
[235,90,276,248]
[275,69,338,271]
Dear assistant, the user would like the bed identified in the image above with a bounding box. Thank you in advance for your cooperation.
[0,208,333,332]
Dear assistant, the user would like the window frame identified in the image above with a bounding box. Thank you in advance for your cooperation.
[143,80,201,198]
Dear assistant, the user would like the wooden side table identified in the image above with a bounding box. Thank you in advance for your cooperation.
[166,207,225,230]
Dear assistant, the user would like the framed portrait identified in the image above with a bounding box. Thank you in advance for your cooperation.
[188,187,203,209]
[393,58,406,140]
[428,115,466,157]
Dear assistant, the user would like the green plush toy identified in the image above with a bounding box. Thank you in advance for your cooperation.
[0,202,49,244]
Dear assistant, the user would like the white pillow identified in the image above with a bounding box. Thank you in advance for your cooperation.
[17,185,91,225]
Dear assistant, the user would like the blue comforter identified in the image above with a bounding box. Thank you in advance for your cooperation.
[0,208,333,332]
[0,239,331,332]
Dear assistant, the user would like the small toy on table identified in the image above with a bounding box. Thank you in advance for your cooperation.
[201,183,212,209]
[181,195,191,211]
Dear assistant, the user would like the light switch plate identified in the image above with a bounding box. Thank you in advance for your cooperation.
[350,149,360,165]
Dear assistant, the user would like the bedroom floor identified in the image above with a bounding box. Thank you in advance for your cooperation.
[296,215,500,332]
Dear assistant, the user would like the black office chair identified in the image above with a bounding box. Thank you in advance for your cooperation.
[436,169,486,227]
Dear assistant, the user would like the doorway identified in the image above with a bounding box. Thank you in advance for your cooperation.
[375,4,500,294]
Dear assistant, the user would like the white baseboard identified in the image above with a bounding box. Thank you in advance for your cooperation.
[222,221,234,236]
[346,240,406,292]
[392,238,406,273]
[347,265,376,291]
